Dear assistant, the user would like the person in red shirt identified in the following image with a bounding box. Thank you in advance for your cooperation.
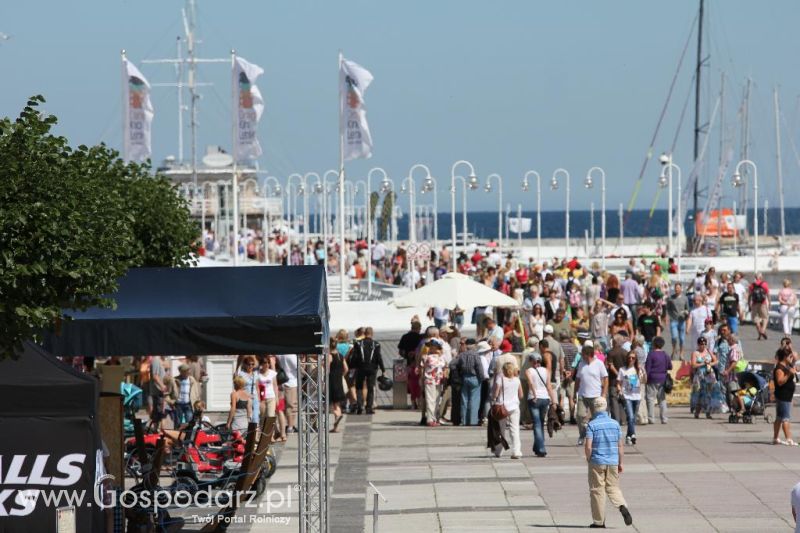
[516,265,529,285]
[471,250,483,265]
[748,273,770,340]
[567,256,580,271]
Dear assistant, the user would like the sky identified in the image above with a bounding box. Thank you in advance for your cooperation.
[1,0,799,213]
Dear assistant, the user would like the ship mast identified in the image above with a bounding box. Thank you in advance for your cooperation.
[692,0,705,240]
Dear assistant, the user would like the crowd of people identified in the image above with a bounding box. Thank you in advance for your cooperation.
[323,249,800,459]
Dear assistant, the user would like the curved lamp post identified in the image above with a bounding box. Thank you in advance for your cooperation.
[451,160,477,271]
[522,170,542,264]
[585,166,606,271]
[659,154,682,274]
[484,173,503,253]
[421,175,439,252]
[551,168,570,259]
[732,159,758,274]
[406,164,433,244]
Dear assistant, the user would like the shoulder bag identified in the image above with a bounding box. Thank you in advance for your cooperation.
[490,376,509,420]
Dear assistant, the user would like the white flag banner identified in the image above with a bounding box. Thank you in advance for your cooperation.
[508,217,532,234]
[122,58,153,162]
[340,57,373,161]
[234,56,265,160]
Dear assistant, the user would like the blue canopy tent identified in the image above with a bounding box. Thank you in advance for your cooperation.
[44,265,329,357]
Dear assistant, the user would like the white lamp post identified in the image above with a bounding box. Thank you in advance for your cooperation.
[658,153,674,256]
[421,175,439,253]
[303,172,320,264]
[732,159,759,274]
[264,176,281,247]
[453,175,478,250]
[451,160,477,271]
[365,168,389,296]
[484,173,503,253]
[355,180,368,238]
[522,170,542,264]
[585,166,606,271]
[659,155,682,274]
[287,173,305,253]
[406,164,433,244]
[551,168,570,259]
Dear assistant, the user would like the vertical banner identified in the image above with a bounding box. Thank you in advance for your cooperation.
[340,57,373,161]
[122,57,153,162]
[233,56,264,161]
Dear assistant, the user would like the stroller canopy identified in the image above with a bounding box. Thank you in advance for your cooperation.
[44,265,329,357]
[737,371,767,390]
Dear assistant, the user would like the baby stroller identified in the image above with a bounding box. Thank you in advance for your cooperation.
[726,371,772,424]
[121,382,144,437]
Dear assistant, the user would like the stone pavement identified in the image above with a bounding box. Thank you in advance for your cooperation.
[194,325,800,532]
[228,404,800,532]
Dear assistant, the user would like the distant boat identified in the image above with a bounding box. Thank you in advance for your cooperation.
[694,208,746,238]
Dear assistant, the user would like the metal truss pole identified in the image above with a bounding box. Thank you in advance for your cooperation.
[298,352,329,532]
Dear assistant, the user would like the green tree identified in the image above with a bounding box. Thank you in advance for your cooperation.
[379,191,395,241]
[0,96,197,358]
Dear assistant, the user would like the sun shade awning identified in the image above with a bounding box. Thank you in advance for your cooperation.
[43,265,329,356]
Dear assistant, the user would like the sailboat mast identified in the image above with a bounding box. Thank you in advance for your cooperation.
[774,87,786,246]
[185,0,198,190]
[693,0,704,232]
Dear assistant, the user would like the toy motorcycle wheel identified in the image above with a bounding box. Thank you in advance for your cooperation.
[171,476,198,495]
[262,454,277,479]
[255,472,268,496]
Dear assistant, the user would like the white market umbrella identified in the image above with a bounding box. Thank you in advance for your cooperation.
[391,272,520,309]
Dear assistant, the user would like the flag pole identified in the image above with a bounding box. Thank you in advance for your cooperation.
[231,49,240,266]
[338,51,346,301]
[121,50,128,162]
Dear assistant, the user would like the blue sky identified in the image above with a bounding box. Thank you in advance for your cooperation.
[1,0,798,212]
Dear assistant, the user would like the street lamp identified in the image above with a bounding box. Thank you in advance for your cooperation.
[585,166,606,271]
[286,173,305,256]
[484,173,503,253]
[406,164,432,244]
[522,170,542,264]
[658,152,674,256]
[551,168,571,259]
[261,176,282,254]
[323,170,339,248]
[421,175,439,252]
[451,160,477,271]
[452,176,470,250]
[732,159,759,274]
[365,168,389,296]
[303,172,320,264]
[659,154,682,274]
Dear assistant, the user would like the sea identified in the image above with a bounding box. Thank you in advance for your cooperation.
[376,207,799,242]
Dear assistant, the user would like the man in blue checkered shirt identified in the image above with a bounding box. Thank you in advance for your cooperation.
[584,396,633,528]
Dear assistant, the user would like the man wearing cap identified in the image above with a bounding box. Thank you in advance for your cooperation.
[458,340,488,425]
[584,396,633,528]
[575,345,609,446]
[170,363,201,426]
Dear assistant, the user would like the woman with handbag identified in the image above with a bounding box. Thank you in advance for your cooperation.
[489,362,523,459]
[525,353,554,457]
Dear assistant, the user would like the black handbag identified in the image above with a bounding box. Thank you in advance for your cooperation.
[663,373,674,394]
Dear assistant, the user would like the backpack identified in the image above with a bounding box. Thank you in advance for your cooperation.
[751,283,767,304]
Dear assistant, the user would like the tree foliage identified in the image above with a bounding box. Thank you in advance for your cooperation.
[0,96,198,358]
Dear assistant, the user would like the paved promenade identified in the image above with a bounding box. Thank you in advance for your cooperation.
[237,403,799,532]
